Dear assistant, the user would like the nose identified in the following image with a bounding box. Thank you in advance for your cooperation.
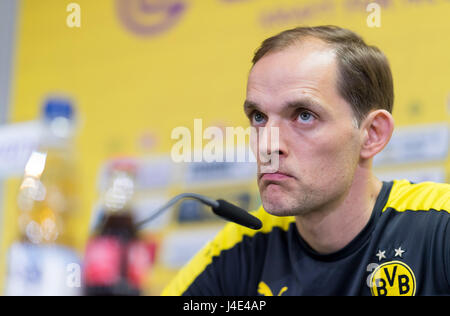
[255,119,286,169]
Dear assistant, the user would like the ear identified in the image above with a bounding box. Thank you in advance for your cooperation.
[359,110,394,160]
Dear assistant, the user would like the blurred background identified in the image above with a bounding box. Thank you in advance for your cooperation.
[0,0,448,296]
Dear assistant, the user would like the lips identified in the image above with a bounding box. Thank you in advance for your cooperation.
[259,171,294,181]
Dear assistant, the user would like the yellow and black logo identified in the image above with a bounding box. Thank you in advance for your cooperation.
[257,281,288,296]
[370,261,416,296]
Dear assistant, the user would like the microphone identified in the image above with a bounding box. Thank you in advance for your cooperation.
[135,193,262,230]
[212,199,262,230]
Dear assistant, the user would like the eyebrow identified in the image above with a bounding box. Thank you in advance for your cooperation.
[244,97,326,115]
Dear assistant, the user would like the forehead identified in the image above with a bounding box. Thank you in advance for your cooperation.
[247,39,340,108]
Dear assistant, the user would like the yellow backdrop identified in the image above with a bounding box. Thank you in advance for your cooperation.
[1,0,449,294]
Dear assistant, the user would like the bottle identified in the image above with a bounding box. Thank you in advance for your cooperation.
[6,97,81,296]
[83,158,151,296]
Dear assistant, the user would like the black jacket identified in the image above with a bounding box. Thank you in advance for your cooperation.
[163,180,450,296]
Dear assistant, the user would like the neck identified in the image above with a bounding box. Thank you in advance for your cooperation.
[295,166,382,255]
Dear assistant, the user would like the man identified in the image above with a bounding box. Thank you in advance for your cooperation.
[162,26,450,296]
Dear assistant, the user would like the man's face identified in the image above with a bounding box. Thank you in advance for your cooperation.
[245,39,363,216]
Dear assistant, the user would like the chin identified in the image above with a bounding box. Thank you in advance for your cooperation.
[260,190,299,217]
[262,205,295,217]
[259,183,312,217]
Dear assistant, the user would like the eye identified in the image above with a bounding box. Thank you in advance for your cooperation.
[297,111,314,123]
[250,111,266,125]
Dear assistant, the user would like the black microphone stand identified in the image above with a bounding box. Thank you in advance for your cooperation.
[135,193,262,230]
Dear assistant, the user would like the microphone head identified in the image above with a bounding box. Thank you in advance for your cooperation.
[211,199,262,230]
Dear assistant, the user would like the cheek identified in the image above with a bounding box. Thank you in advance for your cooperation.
[321,133,360,178]
[292,128,360,177]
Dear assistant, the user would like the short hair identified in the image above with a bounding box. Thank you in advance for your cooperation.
[252,25,394,125]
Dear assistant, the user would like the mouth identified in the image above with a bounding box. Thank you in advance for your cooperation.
[259,171,294,182]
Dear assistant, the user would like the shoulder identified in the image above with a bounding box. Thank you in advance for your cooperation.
[383,179,450,213]
[198,206,295,257]
[161,206,294,295]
